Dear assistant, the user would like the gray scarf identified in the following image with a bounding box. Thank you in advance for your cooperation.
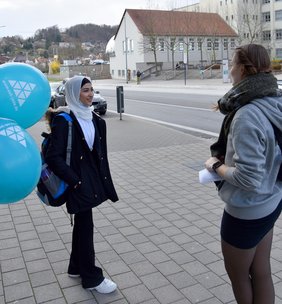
[210,72,281,158]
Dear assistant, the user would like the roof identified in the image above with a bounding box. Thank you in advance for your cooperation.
[118,9,237,38]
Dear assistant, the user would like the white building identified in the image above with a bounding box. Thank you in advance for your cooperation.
[178,0,282,59]
[109,9,237,80]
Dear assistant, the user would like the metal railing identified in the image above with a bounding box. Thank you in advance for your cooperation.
[199,63,221,80]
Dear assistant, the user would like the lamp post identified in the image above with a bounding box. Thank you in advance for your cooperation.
[124,14,128,84]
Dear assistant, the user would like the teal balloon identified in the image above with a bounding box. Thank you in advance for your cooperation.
[0,62,51,128]
[0,118,41,204]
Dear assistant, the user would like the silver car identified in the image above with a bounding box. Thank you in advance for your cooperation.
[49,82,107,115]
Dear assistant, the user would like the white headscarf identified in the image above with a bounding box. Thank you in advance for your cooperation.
[65,76,94,120]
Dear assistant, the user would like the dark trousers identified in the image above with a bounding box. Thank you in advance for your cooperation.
[68,209,104,288]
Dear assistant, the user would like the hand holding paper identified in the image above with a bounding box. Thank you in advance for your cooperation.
[199,168,223,184]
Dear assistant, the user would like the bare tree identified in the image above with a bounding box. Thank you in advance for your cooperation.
[138,10,161,74]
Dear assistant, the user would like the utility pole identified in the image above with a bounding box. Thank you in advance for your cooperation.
[124,14,128,84]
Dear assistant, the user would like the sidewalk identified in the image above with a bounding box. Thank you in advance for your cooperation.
[1,79,282,304]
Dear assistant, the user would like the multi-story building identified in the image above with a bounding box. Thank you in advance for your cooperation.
[178,0,282,59]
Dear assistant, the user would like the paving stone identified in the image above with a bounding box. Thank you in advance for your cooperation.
[181,283,214,303]
[154,260,183,276]
[6,297,36,304]
[22,248,47,262]
[144,250,170,264]
[0,247,22,261]
[1,257,25,272]
[29,269,57,287]
[102,260,131,276]
[210,282,236,303]
[130,261,157,277]
[140,272,170,289]
[26,258,52,274]
[167,271,197,289]
[2,268,28,286]
[4,281,33,302]
[122,284,154,304]
[34,282,64,303]
[112,271,142,289]
[150,284,185,304]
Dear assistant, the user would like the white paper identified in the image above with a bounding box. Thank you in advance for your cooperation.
[199,168,223,184]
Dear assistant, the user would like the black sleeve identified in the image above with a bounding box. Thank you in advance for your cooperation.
[45,115,80,187]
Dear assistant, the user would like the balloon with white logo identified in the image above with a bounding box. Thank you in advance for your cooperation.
[0,63,51,129]
[0,117,41,203]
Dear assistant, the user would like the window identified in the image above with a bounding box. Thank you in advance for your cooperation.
[111,70,114,76]
[122,70,125,77]
[207,38,212,50]
[170,38,176,50]
[263,30,271,41]
[118,70,121,77]
[262,12,271,22]
[214,38,219,50]
[130,40,134,52]
[197,38,203,50]
[276,10,282,21]
[276,48,282,58]
[159,38,164,51]
[230,38,236,49]
[223,38,228,50]
[122,40,130,53]
[149,38,155,50]
[276,29,282,39]
[189,38,195,51]
[178,38,184,51]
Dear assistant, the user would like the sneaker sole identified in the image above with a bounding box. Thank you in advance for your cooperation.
[68,274,80,278]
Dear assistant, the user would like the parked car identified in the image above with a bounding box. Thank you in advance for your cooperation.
[49,82,107,115]
[49,82,66,108]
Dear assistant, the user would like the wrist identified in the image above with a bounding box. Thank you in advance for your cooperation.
[212,161,223,172]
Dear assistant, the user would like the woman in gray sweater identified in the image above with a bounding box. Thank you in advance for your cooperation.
[205,44,282,303]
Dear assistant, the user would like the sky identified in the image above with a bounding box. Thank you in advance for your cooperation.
[0,0,199,39]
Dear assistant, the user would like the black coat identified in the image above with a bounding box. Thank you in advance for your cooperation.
[45,111,118,214]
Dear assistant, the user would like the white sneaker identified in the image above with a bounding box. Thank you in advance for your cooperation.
[88,278,117,293]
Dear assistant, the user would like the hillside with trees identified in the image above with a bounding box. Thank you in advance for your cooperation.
[0,23,118,63]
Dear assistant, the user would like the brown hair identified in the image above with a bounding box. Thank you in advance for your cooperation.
[234,44,271,76]
[45,108,56,131]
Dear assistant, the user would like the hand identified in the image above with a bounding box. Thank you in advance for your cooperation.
[205,157,220,172]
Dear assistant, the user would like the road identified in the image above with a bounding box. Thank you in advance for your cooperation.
[95,87,224,137]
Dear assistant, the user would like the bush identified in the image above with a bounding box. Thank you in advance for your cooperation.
[50,60,60,74]
[272,64,281,70]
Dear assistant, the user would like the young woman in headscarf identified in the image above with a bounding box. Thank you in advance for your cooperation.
[205,44,282,303]
[45,76,118,293]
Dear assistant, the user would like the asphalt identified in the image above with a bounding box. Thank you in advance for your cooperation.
[1,76,282,304]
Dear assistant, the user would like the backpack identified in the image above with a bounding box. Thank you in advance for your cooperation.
[271,123,282,181]
[36,112,73,206]
[255,105,282,181]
